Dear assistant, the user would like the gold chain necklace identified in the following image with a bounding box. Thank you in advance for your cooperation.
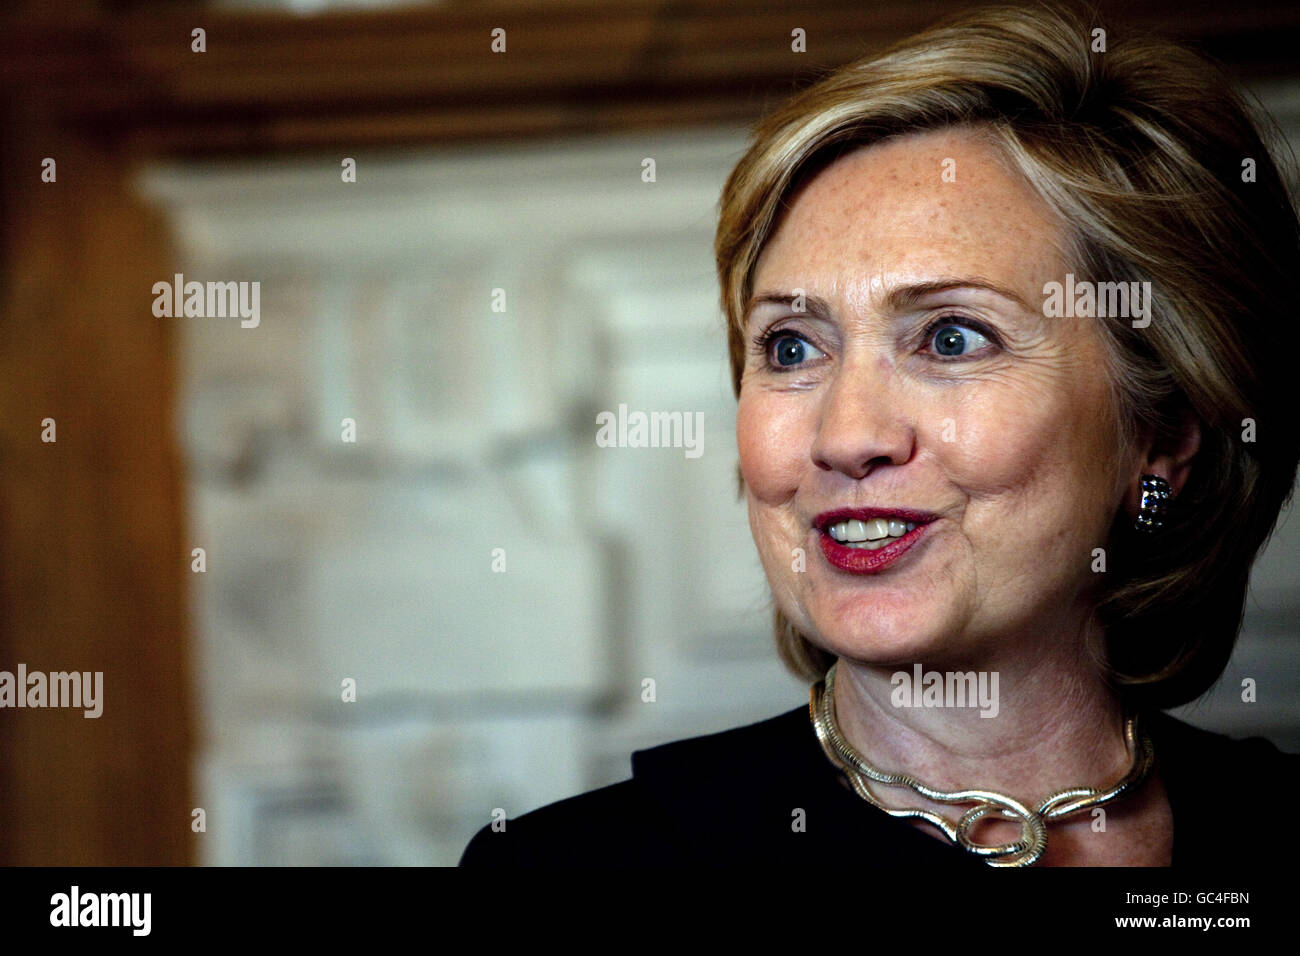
[809,661,1154,867]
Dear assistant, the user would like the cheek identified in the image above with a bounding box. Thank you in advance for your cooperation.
[736,388,809,504]
[933,394,1042,485]
[936,369,1118,520]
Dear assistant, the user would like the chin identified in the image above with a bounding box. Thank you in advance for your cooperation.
[820,633,954,671]
[798,596,957,669]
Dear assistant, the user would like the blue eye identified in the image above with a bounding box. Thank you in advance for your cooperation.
[929,322,992,357]
[767,332,825,369]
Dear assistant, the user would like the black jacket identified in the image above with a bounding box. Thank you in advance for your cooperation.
[459,704,1298,866]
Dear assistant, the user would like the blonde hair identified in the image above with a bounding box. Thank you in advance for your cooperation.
[715,1,1300,708]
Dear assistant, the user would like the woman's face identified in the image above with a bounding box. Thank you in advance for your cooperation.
[737,126,1134,669]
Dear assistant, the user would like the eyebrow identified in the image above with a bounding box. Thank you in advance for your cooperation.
[744,277,1034,323]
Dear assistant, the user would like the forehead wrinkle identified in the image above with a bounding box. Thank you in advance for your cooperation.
[753,131,1074,332]
[780,229,1052,323]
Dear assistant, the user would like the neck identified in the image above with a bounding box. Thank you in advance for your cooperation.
[829,623,1132,810]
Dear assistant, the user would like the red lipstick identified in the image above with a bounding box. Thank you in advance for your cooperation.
[813,507,938,575]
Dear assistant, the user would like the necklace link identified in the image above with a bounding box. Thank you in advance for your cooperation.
[810,661,1154,867]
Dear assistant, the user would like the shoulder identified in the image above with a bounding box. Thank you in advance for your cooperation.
[1146,709,1299,781]
[458,779,649,866]
[1146,709,1300,865]
[458,706,810,866]
[632,706,810,778]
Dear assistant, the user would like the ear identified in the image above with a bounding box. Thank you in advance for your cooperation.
[1124,406,1200,522]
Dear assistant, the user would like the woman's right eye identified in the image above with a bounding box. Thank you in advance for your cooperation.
[766,332,826,369]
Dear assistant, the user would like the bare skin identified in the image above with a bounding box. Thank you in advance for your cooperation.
[737,126,1197,866]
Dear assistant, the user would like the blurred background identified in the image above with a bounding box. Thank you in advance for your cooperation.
[1,0,1298,866]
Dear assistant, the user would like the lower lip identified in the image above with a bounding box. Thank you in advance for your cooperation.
[818,523,932,574]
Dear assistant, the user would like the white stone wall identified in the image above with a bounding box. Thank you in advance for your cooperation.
[140,130,803,865]
[138,107,1300,865]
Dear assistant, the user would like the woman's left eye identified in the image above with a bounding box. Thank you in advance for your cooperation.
[927,320,993,358]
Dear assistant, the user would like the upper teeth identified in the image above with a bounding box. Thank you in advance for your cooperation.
[827,518,917,543]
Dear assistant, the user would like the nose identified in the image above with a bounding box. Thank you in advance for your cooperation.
[809,353,915,479]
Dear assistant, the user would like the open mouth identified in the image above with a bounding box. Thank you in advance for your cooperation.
[813,508,939,572]
[815,507,938,537]
[824,517,917,550]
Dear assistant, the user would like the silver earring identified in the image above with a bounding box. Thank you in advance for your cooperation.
[1135,474,1172,532]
